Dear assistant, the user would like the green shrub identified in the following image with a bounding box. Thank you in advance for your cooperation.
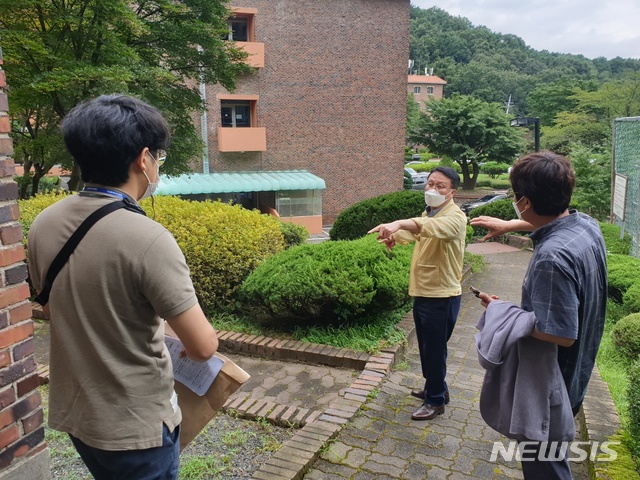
[607,254,640,304]
[411,163,432,173]
[612,313,640,360]
[628,360,640,460]
[278,221,309,248]
[403,169,413,190]
[140,196,285,310]
[600,223,632,255]
[330,190,424,241]
[480,161,510,179]
[467,199,518,237]
[623,283,640,314]
[238,234,413,324]
[465,225,474,245]
[475,179,492,187]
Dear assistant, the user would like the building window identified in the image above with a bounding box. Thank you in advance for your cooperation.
[426,86,434,94]
[276,190,322,217]
[226,17,248,41]
[221,100,251,127]
[413,86,421,94]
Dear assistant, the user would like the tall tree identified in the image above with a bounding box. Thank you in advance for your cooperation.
[1,0,251,196]
[410,94,524,189]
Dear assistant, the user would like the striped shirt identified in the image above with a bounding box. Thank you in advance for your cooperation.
[522,211,607,413]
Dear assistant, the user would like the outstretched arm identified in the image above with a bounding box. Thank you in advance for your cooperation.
[469,216,534,242]
[368,219,420,251]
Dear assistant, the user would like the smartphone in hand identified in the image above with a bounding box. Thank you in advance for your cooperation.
[469,286,482,298]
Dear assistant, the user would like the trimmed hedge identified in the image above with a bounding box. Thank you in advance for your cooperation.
[600,223,632,255]
[330,190,424,241]
[140,196,285,310]
[607,254,640,305]
[238,234,413,324]
[612,313,640,360]
[628,360,640,461]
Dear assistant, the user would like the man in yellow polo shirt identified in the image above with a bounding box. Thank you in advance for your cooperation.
[369,166,467,420]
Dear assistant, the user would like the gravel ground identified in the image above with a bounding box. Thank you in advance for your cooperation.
[42,387,296,480]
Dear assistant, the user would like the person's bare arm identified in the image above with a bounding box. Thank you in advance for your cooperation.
[166,304,218,362]
[469,216,534,242]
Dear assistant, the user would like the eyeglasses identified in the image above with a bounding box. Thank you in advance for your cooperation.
[147,149,166,167]
[506,188,516,199]
[156,150,166,167]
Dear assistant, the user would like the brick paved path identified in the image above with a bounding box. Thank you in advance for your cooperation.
[304,250,590,480]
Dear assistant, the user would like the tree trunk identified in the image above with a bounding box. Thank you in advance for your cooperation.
[67,161,83,191]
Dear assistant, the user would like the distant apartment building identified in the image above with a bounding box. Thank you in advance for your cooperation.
[408,74,446,110]
[158,0,410,230]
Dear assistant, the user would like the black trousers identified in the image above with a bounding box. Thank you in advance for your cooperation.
[413,295,461,407]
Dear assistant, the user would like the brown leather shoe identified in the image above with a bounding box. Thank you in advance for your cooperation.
[410,389,450,404]
[411,403,445,420]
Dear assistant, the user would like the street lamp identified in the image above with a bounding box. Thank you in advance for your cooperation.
[510,117,540,152]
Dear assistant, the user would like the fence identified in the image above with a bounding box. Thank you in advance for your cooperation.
[613,117,640,258]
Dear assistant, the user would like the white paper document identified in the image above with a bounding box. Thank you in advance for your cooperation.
[164,335,224,396]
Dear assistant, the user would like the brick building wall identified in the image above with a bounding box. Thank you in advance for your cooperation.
[200,0,410,223]
[0,49,50,479]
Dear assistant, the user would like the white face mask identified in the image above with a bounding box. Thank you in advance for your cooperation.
[425,189,448,208]
[140,158,160,200]
[513,196,526,220]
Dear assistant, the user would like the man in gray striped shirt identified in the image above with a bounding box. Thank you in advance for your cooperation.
[471,151,607,480]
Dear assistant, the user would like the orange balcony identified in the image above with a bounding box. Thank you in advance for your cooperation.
[237,42,265,68]
[217,127,266,152]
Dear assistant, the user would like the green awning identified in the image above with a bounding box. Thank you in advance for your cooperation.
[156,170,326,196]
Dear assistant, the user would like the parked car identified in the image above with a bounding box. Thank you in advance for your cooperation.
[460,193,508,214]
[404,167,429,190]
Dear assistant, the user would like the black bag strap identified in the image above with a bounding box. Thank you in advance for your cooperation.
[35,200,143,306]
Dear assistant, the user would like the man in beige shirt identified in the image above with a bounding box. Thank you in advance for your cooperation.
[28,95,218,479]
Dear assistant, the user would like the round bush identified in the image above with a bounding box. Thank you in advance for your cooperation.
[628,360,640,458]
[238,234,413,324]
[599,223,632,255]
[140,196,285,310]
[607,254,640,304]
[278,221,309,249]
[612,313,640,360]
[330,190,424,241]
[480,161,510,178]
[623,282,640,314]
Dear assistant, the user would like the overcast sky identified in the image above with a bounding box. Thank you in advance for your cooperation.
[411,1,640,60]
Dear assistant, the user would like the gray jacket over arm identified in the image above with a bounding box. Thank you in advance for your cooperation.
[475,301,575,442]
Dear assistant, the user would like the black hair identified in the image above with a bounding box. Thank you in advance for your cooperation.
[430,166,461,189]
[510,150,575,216]
[61,94,170,186]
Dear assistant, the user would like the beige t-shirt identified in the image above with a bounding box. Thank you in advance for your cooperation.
[28,192,198,450]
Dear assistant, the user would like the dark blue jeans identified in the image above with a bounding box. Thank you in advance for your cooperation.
[69,424,180,480]
[413,295,461,407]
